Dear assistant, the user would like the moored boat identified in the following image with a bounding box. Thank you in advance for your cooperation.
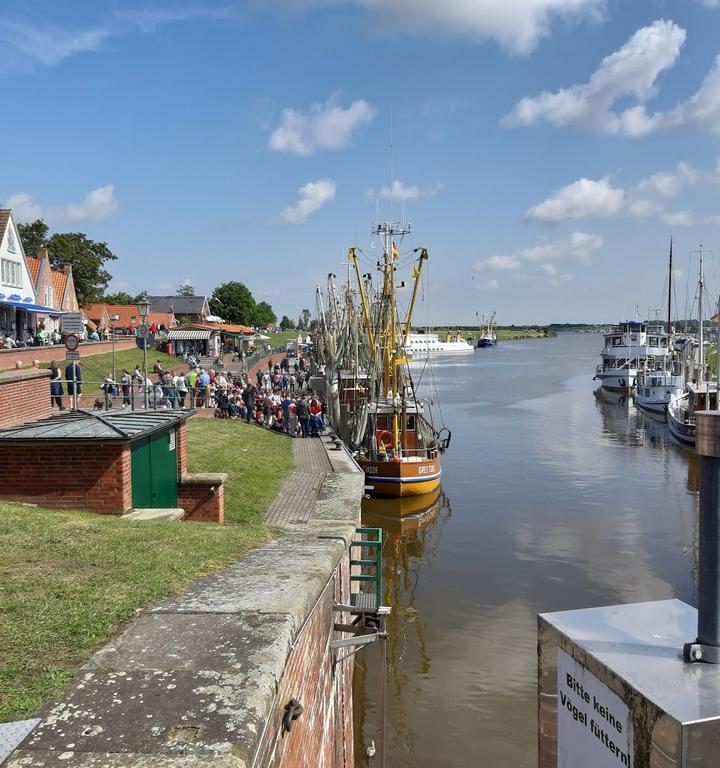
[347,223,451,498]
[405,330,473,356]
[476,311,497,348]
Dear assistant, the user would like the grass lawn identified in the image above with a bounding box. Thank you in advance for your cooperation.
[43,347,180,385]
[267,330,300,350]
[0,415,293,723]
[186,416,293,525]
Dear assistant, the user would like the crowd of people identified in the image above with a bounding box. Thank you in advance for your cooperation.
[49,353,328,439]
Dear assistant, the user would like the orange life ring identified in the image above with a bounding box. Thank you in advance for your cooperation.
[378,430,394,449]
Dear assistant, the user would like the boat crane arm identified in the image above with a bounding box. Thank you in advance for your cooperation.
[348,247,375,351]
[402,248,429,349]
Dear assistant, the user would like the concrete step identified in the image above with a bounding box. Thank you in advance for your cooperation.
[122,508,185,522]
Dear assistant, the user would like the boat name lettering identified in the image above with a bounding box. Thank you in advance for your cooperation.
[418,465,437,475]
[366,466,378,474]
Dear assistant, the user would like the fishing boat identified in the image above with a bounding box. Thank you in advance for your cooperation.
[346,223,450,497]
[476,311,497,348]
[667,243,718,447]
[404,330,473,356]
[593,320,669,392]
[636,240,685,415]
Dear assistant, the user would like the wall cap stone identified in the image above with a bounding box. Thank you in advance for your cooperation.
[181,472,228,485]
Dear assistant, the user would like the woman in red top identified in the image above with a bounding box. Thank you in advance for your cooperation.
[309,398,322,436]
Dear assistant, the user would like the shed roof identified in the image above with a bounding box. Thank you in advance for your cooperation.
[147,296,208,315]
[0,409,192,442]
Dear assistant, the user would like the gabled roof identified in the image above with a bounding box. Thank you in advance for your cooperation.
[52,269,68,303]
[0,211,10,248]
[84,303,110,323]
[26,255,41,284]
[147,295,208,315]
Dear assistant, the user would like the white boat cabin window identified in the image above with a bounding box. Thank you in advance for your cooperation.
[611,337,621,345]
[406,416,416,431]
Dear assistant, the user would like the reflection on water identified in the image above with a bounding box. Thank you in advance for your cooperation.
[353,333,700,768]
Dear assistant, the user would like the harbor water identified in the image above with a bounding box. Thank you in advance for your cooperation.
[353,331,699,767]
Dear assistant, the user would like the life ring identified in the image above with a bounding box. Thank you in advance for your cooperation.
[619,377,626,388]
[378,430,394,449]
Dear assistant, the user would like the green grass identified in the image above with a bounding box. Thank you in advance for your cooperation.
[186,416,293,525]
[42,347,179,385]
[0,415,294,722]
[266,330,300,350]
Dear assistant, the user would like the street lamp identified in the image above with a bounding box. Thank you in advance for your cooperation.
[110,313,120,380]
[136,299,151,408]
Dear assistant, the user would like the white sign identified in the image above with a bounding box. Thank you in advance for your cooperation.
[61,313,84,335]
[557,649,633,768]
[65,351,80,360]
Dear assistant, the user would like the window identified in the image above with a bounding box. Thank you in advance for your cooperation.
[1,259,22,288]
[44,286,54,307]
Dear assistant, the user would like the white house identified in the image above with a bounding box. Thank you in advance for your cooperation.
[0,209,61,343]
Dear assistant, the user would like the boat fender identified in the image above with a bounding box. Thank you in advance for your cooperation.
[619,377,626,388]
[283,699,304,733]
[378,430,394,449]
[438,427,452,453]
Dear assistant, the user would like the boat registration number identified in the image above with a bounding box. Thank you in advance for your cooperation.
[418,465,437,475]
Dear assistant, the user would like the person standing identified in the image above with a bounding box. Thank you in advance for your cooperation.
[242,384,255,423]
[50,360,64,410]
[287,398,298,438]
[175,372,188,409]
[120,369,132,408]
[297,395,310,438]
[65,361,82,409]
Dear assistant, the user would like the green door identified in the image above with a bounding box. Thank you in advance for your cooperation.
[131,429,178,509]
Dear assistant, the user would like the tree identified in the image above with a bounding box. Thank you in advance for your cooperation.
[254,301,276,327]
[133,290,148,303]
[46,233,117,305]
[279,315,294,331]
[177,282,195,296]
[17,219,49,258]
[299,308,311,330]
[103,291,135,304]
[209,281,257,326]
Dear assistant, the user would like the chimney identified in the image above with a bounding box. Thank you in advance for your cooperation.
[63,263,72,275]
[36,247,49,260]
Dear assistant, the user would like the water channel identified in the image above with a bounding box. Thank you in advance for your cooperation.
[353,331,699,768]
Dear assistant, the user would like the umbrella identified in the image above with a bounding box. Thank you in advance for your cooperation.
[205,315,225,323]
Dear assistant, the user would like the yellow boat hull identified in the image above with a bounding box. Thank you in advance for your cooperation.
[357,455,442,498]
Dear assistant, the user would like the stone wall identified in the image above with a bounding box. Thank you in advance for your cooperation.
[0,368,52,429]
[0,441,131,513]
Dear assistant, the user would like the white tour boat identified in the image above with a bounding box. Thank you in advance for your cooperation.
[593,321,670,392]
[405,330,473,356]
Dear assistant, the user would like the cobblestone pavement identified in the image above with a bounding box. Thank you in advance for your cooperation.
[265,437,332,525]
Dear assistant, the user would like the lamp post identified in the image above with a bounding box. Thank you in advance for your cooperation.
[110,313,120,380]
[136,299,150,409]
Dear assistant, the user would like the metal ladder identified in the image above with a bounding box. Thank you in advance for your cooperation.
[350,527,383,611]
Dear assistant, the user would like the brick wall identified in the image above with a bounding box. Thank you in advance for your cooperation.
[254,547,354,768]
[179,480,224,523]
[0,442,132,513]
[247,353,287,383]
[0,338,138,370]
[0,369,53,429]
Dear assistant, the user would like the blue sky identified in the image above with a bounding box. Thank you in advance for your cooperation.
[3,0,720,324]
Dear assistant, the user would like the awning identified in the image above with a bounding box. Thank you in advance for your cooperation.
[167,328,212,340]
[0,298,64,316]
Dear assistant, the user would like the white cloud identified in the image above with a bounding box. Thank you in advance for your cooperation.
[268,94,376,155]
[264,0,605,55]
[279,178,336,223]
[0,8,229,72]
[6,185,119,223]
[475,232,602,282]
[662,210,695,227]
[505,19,720,136]
[475,278,499,290]
[367,179,442,201]
[526,177,624,222]
[527,160,716,224]
[475,254,521,271]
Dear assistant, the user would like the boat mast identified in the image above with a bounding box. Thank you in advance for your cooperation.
[699,243,705,385]
[667,238,673,336]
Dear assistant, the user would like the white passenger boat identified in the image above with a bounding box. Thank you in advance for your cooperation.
[405,330,473,356]
[593,321,670,392]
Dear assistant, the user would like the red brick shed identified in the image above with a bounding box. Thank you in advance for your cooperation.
[0,410,195,515]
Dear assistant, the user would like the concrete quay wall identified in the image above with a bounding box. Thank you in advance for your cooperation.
[4,437,365,768]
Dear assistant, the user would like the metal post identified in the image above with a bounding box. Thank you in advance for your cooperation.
[685,410,720,663]
[72,366,78,411]
[111,324,116,380]
[143,340,148,410]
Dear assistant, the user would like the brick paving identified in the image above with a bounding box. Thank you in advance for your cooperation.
[265,438,332,525]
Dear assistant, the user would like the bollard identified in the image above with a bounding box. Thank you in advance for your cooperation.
[684,410,720,663]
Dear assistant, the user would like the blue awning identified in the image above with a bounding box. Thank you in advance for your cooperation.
[0,299,64,316]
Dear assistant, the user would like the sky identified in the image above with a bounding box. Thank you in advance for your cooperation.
[3,0,720,325]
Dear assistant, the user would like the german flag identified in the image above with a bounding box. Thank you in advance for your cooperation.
[392,242,400,259]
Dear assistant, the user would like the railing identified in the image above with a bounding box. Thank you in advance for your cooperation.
[52,380,207,411]
[350,527,383,611]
